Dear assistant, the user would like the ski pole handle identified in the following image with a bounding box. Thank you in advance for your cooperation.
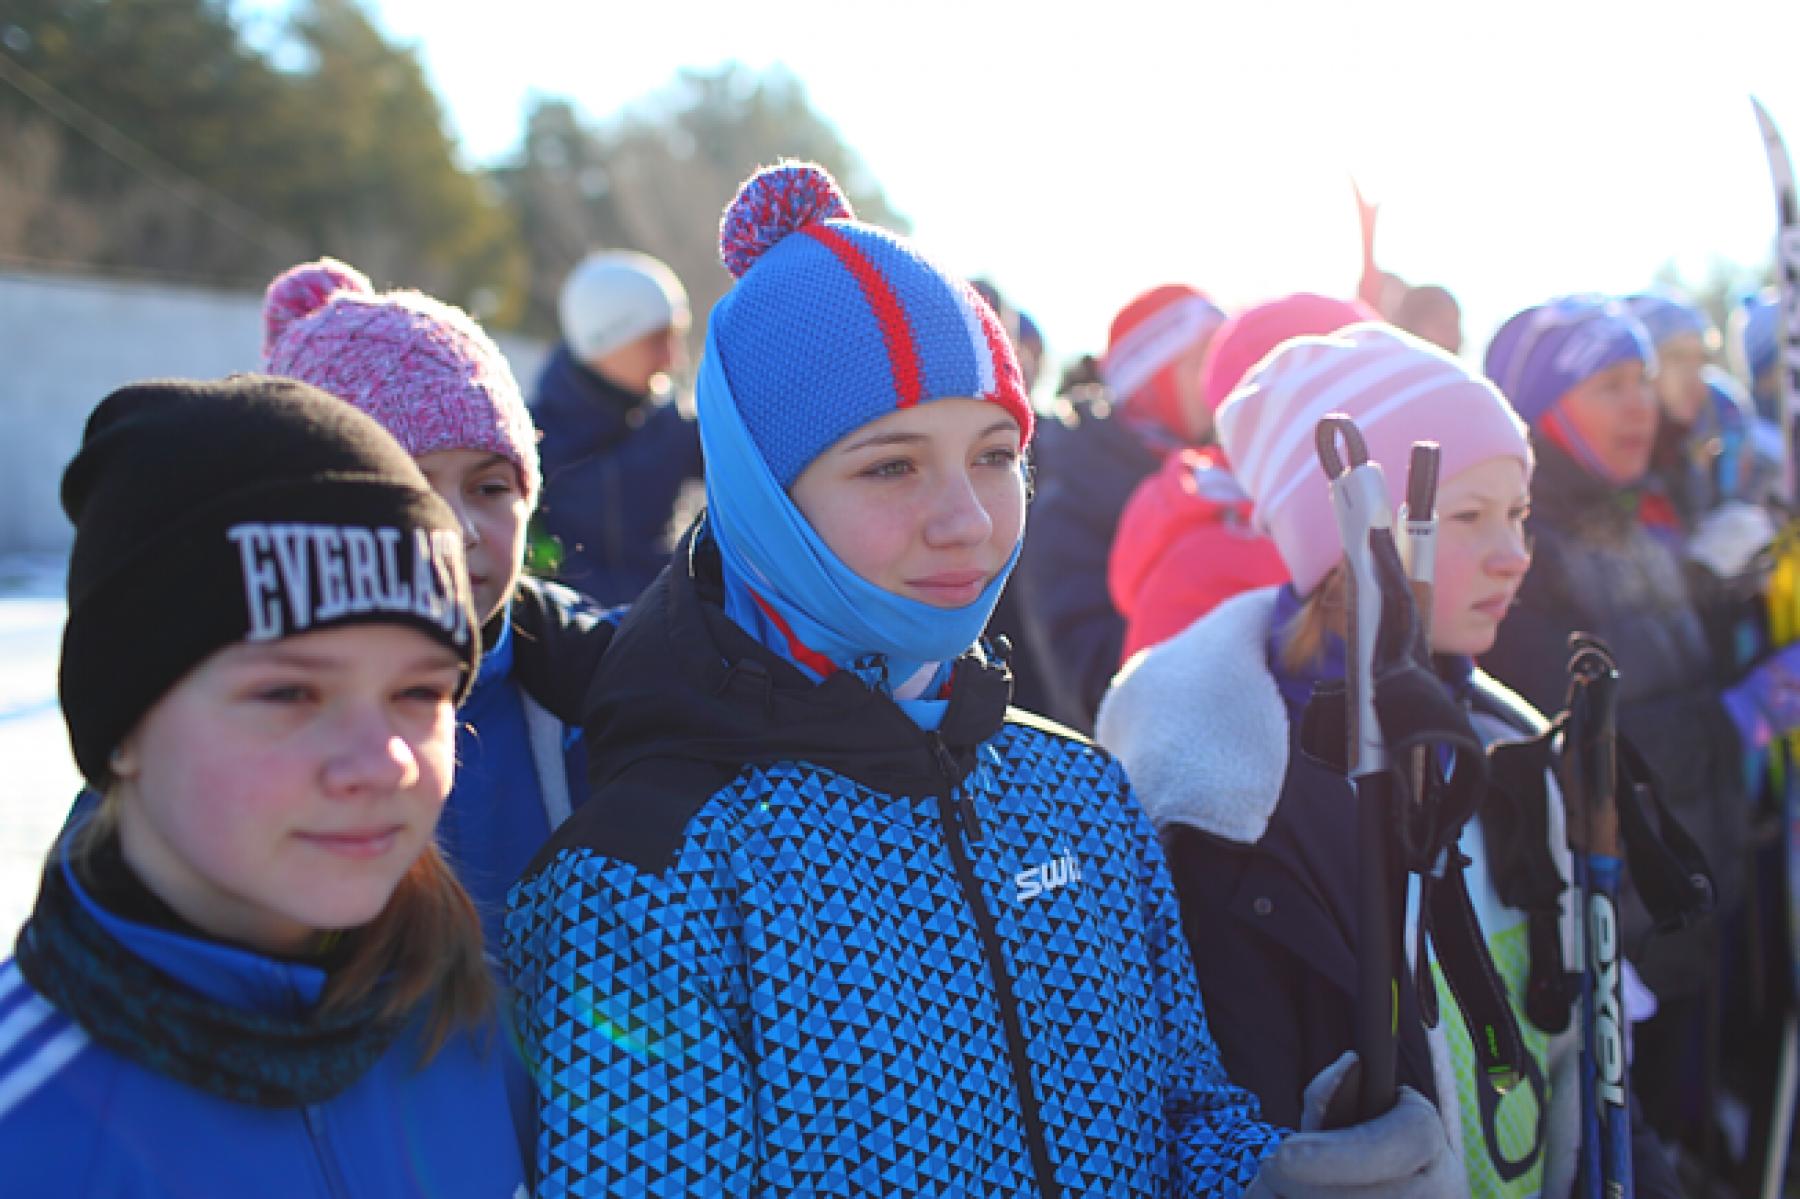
[1317,416,1394,781]
[1317,415,1401,1124]
[1399,443,1440,637]
[1400,443,1441,819]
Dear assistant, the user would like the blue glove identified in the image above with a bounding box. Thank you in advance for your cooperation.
[1244,1052,1467,1199]
[1723,641,1800,753]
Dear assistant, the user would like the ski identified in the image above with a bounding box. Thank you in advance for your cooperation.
[1753,94,1800,1199]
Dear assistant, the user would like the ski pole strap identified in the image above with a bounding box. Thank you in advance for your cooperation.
[1613,736,1716,932]
[1421,846,1533,1097]
[1297,660,1489,870]
[1483,724,1582,1034]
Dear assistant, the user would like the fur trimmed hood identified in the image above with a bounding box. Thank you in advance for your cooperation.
[1096,586,1548,848]
[1097,587,1289,844]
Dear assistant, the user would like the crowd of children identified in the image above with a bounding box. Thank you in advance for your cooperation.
[0,155,1793,1198]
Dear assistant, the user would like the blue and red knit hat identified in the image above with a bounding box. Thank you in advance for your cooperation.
[711,163,1034,487]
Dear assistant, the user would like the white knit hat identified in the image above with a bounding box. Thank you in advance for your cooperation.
[1217,323,1532,596]
[558,250,691,362]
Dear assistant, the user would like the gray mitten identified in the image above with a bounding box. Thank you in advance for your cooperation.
[1244,1052,1467,1199]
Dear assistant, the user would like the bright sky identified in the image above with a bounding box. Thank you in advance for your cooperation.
[262,0,1800,374]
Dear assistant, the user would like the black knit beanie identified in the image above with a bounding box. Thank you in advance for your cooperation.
[59,375,481,787]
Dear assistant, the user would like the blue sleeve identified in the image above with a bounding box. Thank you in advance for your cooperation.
[505,842,756,1199]
[1124,783,1285,1196]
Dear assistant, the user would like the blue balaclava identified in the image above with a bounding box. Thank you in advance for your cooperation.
[700,163,1035,729]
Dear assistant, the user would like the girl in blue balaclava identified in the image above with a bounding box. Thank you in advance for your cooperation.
[503,162,1462,1199]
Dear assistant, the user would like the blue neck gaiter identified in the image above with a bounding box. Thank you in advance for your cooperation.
[696,325,1019,730]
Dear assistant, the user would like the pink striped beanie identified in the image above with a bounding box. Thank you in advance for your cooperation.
[261,258,540,505]
[1215,323,1531,596]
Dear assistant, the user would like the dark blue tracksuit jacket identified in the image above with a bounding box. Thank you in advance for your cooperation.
[0,846,525,1198]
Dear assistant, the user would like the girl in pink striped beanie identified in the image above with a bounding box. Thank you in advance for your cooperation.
[1216,322,1532,659]
[1093,323,1648,1199]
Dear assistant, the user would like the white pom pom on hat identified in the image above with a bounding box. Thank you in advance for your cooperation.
[558,250,691,364]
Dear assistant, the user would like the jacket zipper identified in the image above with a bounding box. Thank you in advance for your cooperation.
[926,731,1061,1199]
[302,1104,353,1199]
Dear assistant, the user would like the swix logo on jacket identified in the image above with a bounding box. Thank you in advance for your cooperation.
[228,522,469,645]
[1015,851,1083,902]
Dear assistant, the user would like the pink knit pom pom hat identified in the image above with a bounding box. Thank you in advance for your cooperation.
[1217,323,1532,596]
[261,258,540,504]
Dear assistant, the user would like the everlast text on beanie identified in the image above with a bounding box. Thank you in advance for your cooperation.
[58,375,480,787]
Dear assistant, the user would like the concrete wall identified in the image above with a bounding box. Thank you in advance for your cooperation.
[0,267,548,552]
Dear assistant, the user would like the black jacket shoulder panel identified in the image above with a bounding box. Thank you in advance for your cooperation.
[524,754,745,880]
[508,574,623,725]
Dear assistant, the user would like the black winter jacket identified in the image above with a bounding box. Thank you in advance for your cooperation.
[1482,438,1744,1002]
[530,345,703,606]
[1098,587,1685,1198]
[1015,404,1163,732]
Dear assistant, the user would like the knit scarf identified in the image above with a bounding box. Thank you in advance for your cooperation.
[696,324,1018,730]
[15,837,408,1108]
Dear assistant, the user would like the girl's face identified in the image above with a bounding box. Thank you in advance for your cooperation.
[415,449,529,626]
[109,625,462,955]
[790,398,1025,608]
[1429,457,1532,657]
[1652,333,1710,427]
[1557,359,1658,482]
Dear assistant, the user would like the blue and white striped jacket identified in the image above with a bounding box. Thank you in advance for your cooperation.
[0,847,527,1199]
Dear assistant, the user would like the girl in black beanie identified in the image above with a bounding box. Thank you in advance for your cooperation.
[0,376,527,1198]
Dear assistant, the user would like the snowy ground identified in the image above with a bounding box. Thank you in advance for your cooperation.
[0,554,81,947]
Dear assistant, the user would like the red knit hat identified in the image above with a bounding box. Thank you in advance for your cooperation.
[1200,293,1377,412]
[1102,284,1225,438]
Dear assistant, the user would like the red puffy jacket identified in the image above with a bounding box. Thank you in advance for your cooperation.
[1109,446,1288,663]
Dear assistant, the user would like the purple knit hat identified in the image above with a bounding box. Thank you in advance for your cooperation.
[261,258,540,504]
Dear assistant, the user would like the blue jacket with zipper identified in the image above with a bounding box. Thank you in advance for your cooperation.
[504,528,1284,1198]
[0,847,527,1199]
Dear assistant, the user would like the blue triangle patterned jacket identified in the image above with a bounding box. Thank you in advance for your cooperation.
[503,529,1285,1198]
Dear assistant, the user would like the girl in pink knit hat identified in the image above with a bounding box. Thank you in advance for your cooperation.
[261,259,614,962]
[1099,324,1684,1198]
[1108,292,1374,662]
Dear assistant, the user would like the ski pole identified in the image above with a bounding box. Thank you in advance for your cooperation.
[1317,414,1403,1123]
[1399,443,1441,819]
[1753,94,1800,1199]
[1567,636,1630,1199]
